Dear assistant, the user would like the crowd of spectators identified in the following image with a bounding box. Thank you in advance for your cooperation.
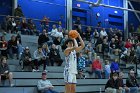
[0,15,140,93]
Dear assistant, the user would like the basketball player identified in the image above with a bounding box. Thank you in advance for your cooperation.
[64,33,85,93]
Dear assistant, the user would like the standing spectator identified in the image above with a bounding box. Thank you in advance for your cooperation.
[0,57,14,86]
[0,36,8,58]
[104,60,111,79]
[126,70,140,93]
[77,52,86,79]
[8,35,18,59]
[105,73,123,93]
[49,44,63,66]
[33,46,47,72]
[20,47,34,71]
[64,33,85,93]
[37,72,59,93]
[91,56,102,78]
[110,59,120,76]
[38,29,50,46]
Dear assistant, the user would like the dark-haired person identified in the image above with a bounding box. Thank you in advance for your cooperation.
[0,57,14,86]
[37,72,59,93]
[33,46,47,72]
[64,32,85,93]
[126,70,140,93]
[105,73,124,93]
[0,36,8,58]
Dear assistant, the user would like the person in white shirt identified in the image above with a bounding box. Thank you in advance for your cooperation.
[104,60,111,79]
[100,28,108,37]
[37,72,59,93]
[64,32,85,93]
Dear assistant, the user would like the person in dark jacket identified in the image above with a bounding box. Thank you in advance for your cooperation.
[8,35,18,59]
[0,57,14,86]
[20,47,34,71]
[105,73,124,93]
[49,44,63,66]
[126,70,140,93]
[38,29,50,46]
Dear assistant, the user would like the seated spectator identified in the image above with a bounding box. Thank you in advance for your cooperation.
[126,70,140,93]
[110,38,121,55]
[34,46,47,72]
[118,72,130,93]
[38,29,50,46]
[0,57,14,86]
[0,36,8,58]
[136,25,140,33]
[42,43,50,66]
[93,29,99,44]
[60,35,68,50]
[136,43,140,63]
[125,39,133,49]
[53,37,62,52]
[16,32,22,59]
[91,56,102,78]
[102,38,109,57]
[11,18,17,33]
[20,47,34,71]
[83,26,92,41]
[27,19,38,35]
[8,35,18,59]
[100,28,108,38]
[21,18,29,35]
[41,16,49,32]
[95,36,103,53]
[37,72,59,93]
[104,60,111,79]
[84,42,94,61]
[50,25,58,39]
[105,73,123,93]
[49,44,63,66]
[77,52,86,79]
[110,58,120,76]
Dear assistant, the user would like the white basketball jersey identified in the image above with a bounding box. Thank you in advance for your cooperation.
[65,50,77,74]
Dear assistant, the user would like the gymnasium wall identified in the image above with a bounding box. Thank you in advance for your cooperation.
[72,0,124,31]
[0,0,139,32]
[18,0,66,31]
[0,0,12,23]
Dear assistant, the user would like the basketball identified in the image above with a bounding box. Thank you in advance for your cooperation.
[69,30,79,39]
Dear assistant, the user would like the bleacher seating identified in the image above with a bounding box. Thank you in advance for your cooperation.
[0,33,140,93]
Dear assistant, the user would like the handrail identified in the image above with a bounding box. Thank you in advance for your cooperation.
[0,15,58,24]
